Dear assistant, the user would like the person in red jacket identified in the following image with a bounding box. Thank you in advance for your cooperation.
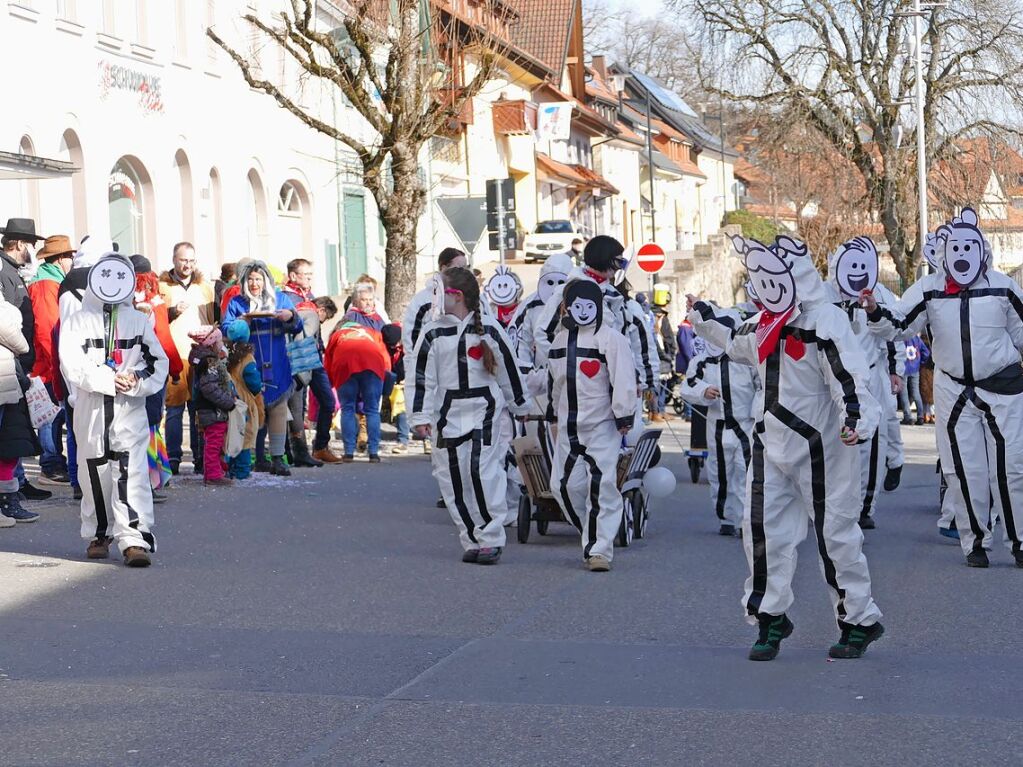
[28,235,76,484]
[323,321,391,462]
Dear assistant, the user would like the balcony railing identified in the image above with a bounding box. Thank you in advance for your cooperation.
[492,99,537,136]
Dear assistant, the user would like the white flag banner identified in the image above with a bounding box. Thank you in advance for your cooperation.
[536,102,573,142]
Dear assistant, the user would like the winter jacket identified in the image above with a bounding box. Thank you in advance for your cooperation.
[159,269,216,407]
[342,307,386,332]
[134,273,184,380]
[0,251,34,372]
[0,296,29,407]
[27,261,65,383]
[221,288,302,408]
[904,336,931,376]
[676,322,696,374]
[228,344,264,450]
[324,323,391,388]
[654,311,678,376]
[191,347,236,427]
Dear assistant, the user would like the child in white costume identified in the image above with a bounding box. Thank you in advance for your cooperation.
[60,253,168,566]
[410,267,527,565]
[547,280,636,571]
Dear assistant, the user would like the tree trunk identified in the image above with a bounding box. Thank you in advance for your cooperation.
[378,177,426,322]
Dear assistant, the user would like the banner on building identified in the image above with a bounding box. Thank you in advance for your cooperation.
[536,102,573,142]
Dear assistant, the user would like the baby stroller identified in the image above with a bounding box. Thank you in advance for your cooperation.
[686,405,709,483]
[662,373,687,417]
[514,417,663,547]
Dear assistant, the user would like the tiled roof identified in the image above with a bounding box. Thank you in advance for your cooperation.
[507,0,574,74]
[536,153,619,194]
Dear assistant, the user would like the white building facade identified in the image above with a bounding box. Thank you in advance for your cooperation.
[0,0,383,295]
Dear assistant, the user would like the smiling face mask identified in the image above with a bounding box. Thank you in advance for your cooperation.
[922,232,939,271]
[832,236,879,298]
[939,207,988,288]
[561,279,604,331]
[484,266,523,307]
[87,253,137,306]
[733,237,797,315]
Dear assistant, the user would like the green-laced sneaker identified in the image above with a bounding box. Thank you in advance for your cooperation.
[748,614,794,661]
[828,621,885,659]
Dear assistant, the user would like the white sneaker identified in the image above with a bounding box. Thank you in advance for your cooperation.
[0,514,15,528]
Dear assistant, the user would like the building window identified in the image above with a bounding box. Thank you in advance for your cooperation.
[135,0,148,44]
[278,182,302,217]
[173,0,188,59]
[56,0,76,20]
[101,0,116,35]
[206,0,218,68]
[109,158,146,255]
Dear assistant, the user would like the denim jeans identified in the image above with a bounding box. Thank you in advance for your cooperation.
[165,400,199,465]
[339,371,383,456]
[309,367,336,450]
[38,383,67,475]
[906,373,923,420]
[64,401,78,487]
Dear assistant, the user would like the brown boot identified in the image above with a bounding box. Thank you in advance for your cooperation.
[86,537,112,560]
[357,414,368,452]
[123,547,152,568]
[313,448,343,464]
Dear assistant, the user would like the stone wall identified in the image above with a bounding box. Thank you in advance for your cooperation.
[657,224,746,324]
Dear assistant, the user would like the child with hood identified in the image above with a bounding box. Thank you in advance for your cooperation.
[188,327,235,486]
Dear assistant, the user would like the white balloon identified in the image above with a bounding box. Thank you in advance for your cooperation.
[643,466,677,498]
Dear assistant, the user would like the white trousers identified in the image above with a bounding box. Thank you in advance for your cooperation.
[708,418,749,528]
[551,420,623,562]
[885,392,904,469]
[743,432,882,627]
[76,432,155,554]
[858,372,890,519]
[432,432,507,551]
[496,410,520,526]
[933,370,1023,556]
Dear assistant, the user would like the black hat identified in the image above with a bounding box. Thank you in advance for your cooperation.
[130,254,153,274]
[0,218,43,242]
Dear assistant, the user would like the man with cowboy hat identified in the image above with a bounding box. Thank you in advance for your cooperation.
[28,235,76,485]
[0,218,44,374]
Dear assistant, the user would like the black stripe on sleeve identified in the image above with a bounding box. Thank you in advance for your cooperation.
[818,338,861,430]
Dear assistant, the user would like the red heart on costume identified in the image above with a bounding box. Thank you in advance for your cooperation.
[785,337,805,361]
[579,360,601,378]
[467,344,484,360]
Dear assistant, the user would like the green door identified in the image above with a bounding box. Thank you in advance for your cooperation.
[343,191,368,279]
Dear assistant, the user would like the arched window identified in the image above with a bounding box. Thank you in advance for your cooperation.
[109,156,154,256]
[208,167,224,263]
[175,149,194,241]
[18,136,40,225]
[59,129,87,239]
[246,168,268,262]
[276,179,312,263]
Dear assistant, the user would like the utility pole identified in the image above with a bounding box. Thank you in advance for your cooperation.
[646,88,658,288]
[913,0,929,267]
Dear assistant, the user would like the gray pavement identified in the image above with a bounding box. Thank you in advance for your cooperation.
[1,422,1021,766]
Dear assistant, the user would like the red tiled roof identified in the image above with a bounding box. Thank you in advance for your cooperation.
[574,164,619,195]
[536,153,619,194]
[507,0,574,74]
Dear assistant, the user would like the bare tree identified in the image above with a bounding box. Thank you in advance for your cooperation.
[208,0,500,318]
[672,0,1023,281]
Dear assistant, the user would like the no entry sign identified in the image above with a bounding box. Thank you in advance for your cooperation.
[637,242,665,273]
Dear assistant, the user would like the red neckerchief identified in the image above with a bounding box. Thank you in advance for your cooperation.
[496,303,518,326]
[945,277,962,295]
[284,281,313,301]
[755,307,794,363]
[583,268,608,284]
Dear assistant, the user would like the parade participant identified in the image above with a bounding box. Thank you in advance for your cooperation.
[689,234,884,661]
[533,236,655,395]
[28,235,76,485]
[863,207,1023,568]
[59,252,169,566]
[0,289,40,524]
[484,265,523,328]
[509,253,573,368]
[225,320,264,480]
[188,327,236,486]
[401,247,467,355]
[547,280,636,571]
[680,309,758,537]
[410,267,526,565]
[825,236,905,529]
[221,260,302,476]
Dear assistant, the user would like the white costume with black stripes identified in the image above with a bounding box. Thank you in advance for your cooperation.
[867,209,1023,561]
[401,285,437,362]
[691,235,882,630]
[547,283,636,562]
[410,311,527,552]
[680,339,758,531]
[59,254,168,554]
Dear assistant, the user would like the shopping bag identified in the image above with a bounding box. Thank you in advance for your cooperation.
[225,398,248,458]
[25,376,60,429]
[287,330,322,376]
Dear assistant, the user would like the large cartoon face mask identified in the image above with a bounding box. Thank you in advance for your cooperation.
[939,207,987,288]
[484,266,523,307]
[537,253,573,304]
[87,253,136,306]
[561,280,604,330]
[922,232,939,271]
[833,236,879,298]
[730,235,797,314]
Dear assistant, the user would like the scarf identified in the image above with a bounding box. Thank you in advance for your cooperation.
[945,277,963,295]
[33,261,66,284]
[755,306,794,363]
[583,268,608,284]
[496,303,518,327]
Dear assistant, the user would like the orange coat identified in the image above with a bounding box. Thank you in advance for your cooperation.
[27,276,61,384]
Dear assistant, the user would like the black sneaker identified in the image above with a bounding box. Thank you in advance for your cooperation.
[169,460,180,476]
[270,457,291,477]
[368,455,381,464]
[436,497,446,509]
[254,459,272,473]
[19,482,52,501]
[883,465,902,491]
[829,621,885,659]
[462,549,479,563]
[476,547,502,565]
[1013,543,1023,569]
[858,514,876,530]
[749,614,794,661]
[966,548,990,568]
[1,493,39,523]
[72,484,83,501]
[719,523,736,536]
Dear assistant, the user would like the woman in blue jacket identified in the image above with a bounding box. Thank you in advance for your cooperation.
[222,260,302,475]
[899,334,931,426]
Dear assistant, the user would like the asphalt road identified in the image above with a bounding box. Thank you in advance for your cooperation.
[1,420,1020,767]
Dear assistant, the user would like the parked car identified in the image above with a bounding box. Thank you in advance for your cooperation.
[523,219,578,263]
